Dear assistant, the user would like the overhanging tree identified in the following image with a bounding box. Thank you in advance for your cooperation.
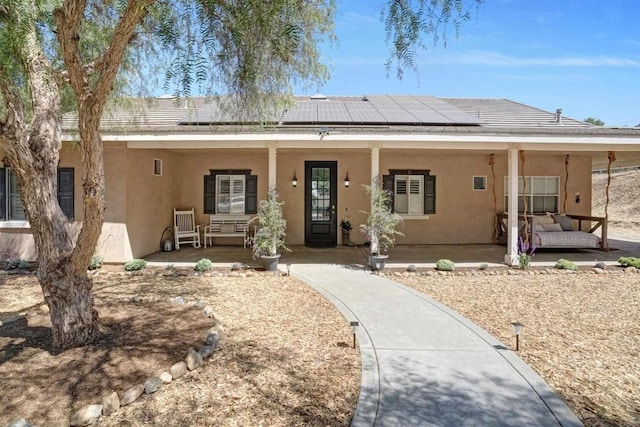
[0,0,482,350]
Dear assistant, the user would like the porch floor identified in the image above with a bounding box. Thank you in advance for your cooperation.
[144,235,640,268]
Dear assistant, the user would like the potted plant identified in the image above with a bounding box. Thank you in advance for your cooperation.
[360,181,404,270]
[340,217,352,246]
[249,188,290,271]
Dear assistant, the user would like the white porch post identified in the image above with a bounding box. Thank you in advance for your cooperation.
[505,147,520,265]
[370,143,381,254]
[268,142,277,190]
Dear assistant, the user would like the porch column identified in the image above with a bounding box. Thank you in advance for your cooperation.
[370,143,381,254]
[268,142,277,190]
[505,147,520,265]
[370,142,380,185]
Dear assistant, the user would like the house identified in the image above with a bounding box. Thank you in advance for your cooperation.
[2,94,640,264]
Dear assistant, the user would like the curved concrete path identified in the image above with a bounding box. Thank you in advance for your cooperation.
[292,265,583,427]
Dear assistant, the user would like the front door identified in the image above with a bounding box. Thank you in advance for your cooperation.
[305,161,337,248]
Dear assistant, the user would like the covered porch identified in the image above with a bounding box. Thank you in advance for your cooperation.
[143,233,640,268]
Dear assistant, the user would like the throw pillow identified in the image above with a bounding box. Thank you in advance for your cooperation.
[553,214,574,231]
[542,223,564,232]
[535,216,555,225]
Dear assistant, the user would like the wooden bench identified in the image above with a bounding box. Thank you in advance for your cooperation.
[203,215,251,248]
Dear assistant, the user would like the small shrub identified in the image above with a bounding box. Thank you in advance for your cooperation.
[555,259,578,271]
[88,254,104,270]
[479,263,488,271]
[125,259,147,271]
[618,257,640,268]
[195,258,213,272]
[436,259,455,271]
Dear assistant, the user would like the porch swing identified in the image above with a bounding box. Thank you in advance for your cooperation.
[496,151,609,250]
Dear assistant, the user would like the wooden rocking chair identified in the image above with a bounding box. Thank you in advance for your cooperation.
[174,208,201,250]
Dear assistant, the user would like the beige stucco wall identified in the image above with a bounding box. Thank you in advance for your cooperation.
[0,142,595,262]
[377,150,593,244]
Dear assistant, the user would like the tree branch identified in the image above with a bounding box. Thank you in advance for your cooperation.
[92,0,154,103]
[53,0,89,99]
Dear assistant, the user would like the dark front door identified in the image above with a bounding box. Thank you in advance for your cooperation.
[305,161,337,248]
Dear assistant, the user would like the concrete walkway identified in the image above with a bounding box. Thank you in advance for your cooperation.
[292,265,583,427]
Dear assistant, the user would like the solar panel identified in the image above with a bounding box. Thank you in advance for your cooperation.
[282,101,317,122]
[366,95,421,123]
[317,101,351,122]
[344,101,386,123]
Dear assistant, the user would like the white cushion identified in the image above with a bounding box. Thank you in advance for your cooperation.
[542,223,564,232]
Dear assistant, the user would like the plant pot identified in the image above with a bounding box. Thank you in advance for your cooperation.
[341,229,351,246]
[369,254,389,271]
[259,254,281,272]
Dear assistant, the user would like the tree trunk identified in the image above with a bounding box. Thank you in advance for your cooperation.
[0,0,100,349]
[41,264,100,348]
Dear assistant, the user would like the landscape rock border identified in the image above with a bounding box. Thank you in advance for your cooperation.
[6,291,224,427]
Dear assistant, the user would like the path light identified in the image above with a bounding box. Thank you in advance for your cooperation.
[511,322,524,351]
[350,321,359,349]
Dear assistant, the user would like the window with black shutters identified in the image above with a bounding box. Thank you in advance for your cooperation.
[204,170,257,215]
[0,167,74,221]
[383,170,436,215]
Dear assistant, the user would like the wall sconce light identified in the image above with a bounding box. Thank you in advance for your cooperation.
[575,192,581,203]
[344,172,350,188]
[511,322,524,351]
[292,172,298,188]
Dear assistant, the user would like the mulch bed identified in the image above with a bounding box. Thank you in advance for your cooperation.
[0,269,360,426]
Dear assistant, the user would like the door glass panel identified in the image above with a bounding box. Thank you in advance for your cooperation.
[311,167,330,221]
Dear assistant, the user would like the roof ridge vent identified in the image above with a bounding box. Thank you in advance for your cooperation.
[310,93,327,100]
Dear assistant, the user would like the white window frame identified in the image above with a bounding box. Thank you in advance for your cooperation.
[394,175,424,216]
[504,176,560,214]
[216,174,246,215]
[153,158,163,176]
[473,176,487,191]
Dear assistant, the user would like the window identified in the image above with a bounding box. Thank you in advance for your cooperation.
[0,167,74,221]
[473,176,487,191]
[153,158,162,176]
[204,170,257,215]
[383,170,435,215]
[504,176,559,214]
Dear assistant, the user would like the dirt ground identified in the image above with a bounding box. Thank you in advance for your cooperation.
[0,269,360,426]
[593,169,640,233]
[397,271,640,427]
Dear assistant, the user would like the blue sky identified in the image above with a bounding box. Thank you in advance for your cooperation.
[306,0,640,126]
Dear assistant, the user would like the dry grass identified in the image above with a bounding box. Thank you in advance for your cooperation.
[397,272,640,427]
[0,269,360,426]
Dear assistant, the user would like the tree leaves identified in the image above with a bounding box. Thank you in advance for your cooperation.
[382,0,483,80]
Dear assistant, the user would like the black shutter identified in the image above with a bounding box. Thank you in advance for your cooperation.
[382,174,395,212]
[424,175,436,214]
[245,175,257,214]
[0,168,5,220]
[204,175,216,214]
[57,168,74,220]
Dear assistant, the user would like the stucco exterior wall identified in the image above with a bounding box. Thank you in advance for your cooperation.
[122,147,181,259]
[377,150,593,244]
[277,149,371,245]
[0,142,595,262]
